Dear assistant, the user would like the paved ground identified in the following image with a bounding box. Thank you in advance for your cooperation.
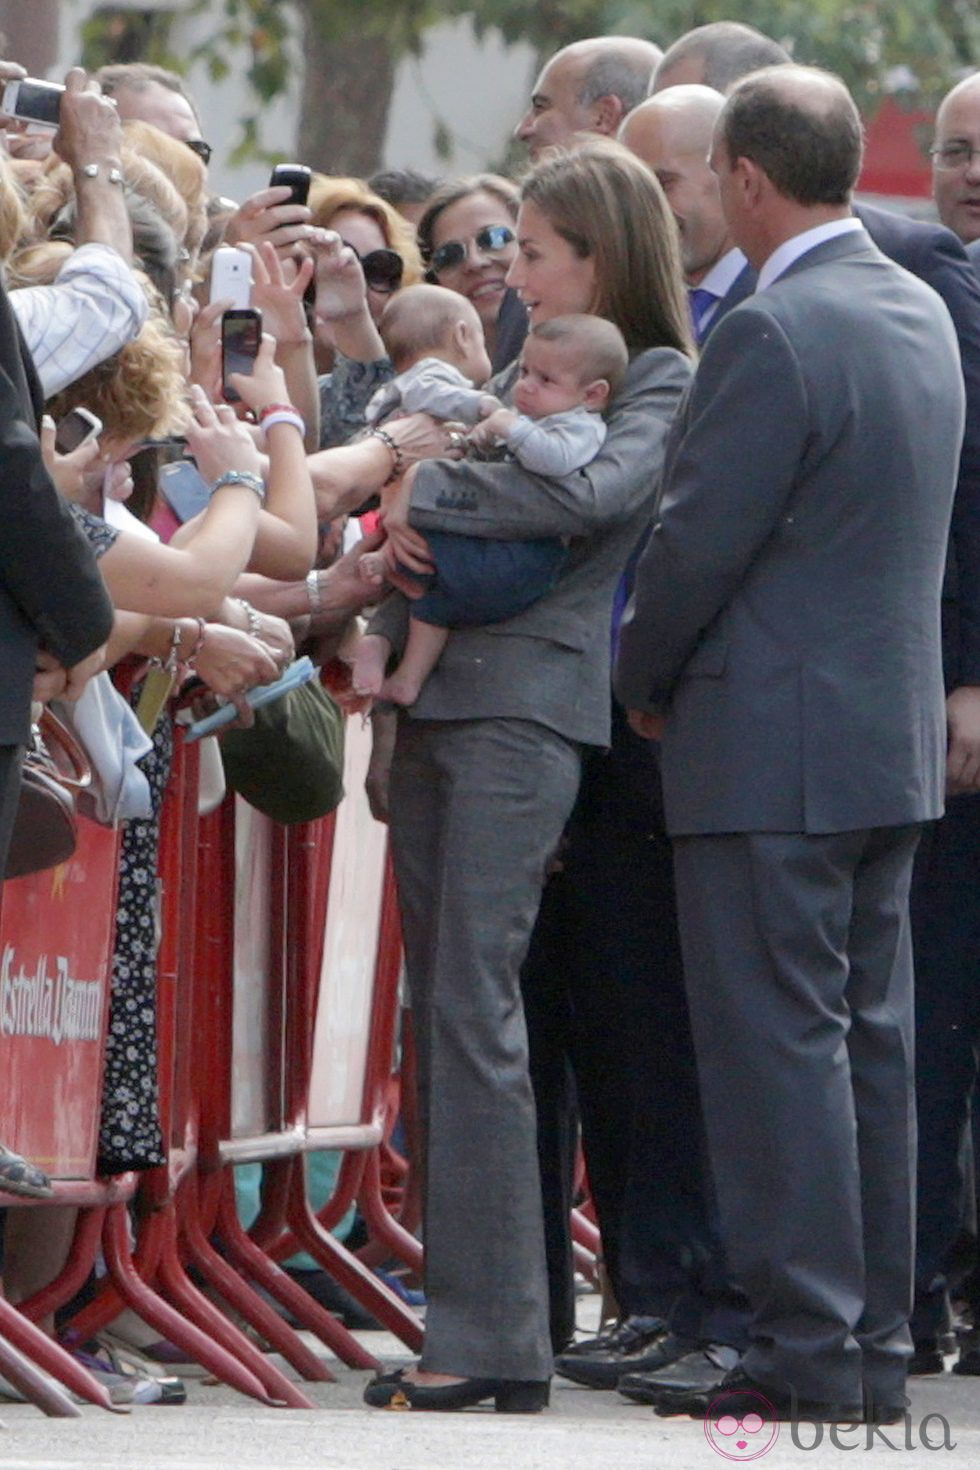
[0,1300,978,1469]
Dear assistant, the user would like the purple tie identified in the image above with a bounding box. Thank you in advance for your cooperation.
[688,286,718,343]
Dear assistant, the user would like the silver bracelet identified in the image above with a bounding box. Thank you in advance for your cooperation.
[306,569,323,615]
[237,598,262,638]
[81,162,125,186]
[211,469,267,503]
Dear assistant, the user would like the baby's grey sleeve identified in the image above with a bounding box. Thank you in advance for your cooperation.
[506,412,607,476]
[401,369,489,425]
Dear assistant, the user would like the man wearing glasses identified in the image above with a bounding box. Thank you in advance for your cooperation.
[931,73,980,249]
[97,62,315,258]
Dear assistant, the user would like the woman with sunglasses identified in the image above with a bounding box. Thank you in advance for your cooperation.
[417,174,520,370]
[362,139,695,1413]
[306,175,423,449]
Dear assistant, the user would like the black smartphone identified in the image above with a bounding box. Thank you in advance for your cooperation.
[221,308,262,403]
[54,407,102,454]
[269,164,311,209]
[1,78,64,129]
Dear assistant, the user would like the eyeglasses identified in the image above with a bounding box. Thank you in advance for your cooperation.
[428,224,516,275]
[184,138,213,167]
[930,142,980,171]
[346,243,404,294]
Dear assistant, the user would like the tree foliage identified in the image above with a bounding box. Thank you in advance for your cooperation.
[84,1,980,169]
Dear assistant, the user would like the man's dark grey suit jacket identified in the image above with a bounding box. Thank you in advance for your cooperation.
[615,230,965,836]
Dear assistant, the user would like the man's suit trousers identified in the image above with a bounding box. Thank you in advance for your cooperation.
[672,825,921,1406]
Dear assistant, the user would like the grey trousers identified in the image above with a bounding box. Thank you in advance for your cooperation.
[389,716,582,1380]
[672,825,921,1406]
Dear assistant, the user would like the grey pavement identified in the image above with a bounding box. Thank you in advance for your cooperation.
[0,1300,977,1469]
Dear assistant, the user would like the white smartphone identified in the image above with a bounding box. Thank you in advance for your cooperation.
[209,245,253,309]
[54,407,102,454]
[1,78,64,130]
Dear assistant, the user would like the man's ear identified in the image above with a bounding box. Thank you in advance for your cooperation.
[590,93,625,138]
[734,155,766,209]
[582,377,612,411]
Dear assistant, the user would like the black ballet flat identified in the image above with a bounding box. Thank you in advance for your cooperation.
[363,1367,550,1412]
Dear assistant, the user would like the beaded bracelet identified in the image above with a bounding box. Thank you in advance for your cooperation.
[368,426,405,484]
[210,469,266,503]
[237,598,262,638]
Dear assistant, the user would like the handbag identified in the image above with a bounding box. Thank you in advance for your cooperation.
[5,708,92,879]
[53,672,153,826]
[218,678,345,825]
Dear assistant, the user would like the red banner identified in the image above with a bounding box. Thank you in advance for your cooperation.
[0,819,120,1178]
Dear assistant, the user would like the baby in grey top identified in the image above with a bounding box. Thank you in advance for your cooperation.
[354,286,627,706]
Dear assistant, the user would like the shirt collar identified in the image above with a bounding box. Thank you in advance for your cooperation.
[695,246,749,300]
[756,217,864,293]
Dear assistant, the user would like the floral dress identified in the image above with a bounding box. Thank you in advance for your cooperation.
[69,505,169,1172]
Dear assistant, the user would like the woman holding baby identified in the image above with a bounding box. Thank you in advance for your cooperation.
[363,139,695,1413]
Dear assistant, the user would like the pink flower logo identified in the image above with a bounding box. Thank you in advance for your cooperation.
[705,1388,780,1460]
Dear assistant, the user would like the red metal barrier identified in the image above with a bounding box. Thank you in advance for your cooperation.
[2,697,599,1414]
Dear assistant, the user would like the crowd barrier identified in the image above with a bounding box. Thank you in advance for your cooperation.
[0,688,596,1415]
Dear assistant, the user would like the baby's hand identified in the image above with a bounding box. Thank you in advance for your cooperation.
[477,394,504,419]
[469,407,518,452]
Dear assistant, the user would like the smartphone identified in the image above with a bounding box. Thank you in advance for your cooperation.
[160,460,211,523]
[54,407,102,454]
[1,78,64,130]
[209,244,252,309]
[221,307,262,402]
[269,164,311,208]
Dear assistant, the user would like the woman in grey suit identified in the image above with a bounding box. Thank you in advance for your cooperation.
[363,140,694,1412]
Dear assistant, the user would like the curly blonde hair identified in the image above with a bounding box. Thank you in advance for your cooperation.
[47,312,190,444]
[308,174,423,286]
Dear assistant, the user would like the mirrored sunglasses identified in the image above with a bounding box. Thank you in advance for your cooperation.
[429,224,516,275]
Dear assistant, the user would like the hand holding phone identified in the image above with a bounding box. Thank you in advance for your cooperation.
[221,308,262,403]
[269,164,311,209]
[55,407,102,454]
[210,245,253,309]
[223,328,289,415]
[1,78,64,130]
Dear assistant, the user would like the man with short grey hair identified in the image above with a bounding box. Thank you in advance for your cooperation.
[514,36,662,159]
[651,20,791,94]
[617,65,964,1426]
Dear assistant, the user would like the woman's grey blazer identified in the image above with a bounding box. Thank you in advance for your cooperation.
[371,346,692,747]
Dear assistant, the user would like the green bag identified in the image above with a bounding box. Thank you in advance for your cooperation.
[219,679,345,825]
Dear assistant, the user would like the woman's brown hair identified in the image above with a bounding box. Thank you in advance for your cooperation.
[520,138,695,358]
[416,173,519,262]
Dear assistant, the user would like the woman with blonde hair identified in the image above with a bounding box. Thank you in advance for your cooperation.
[305,174,423,447]
[362,139,694,1411]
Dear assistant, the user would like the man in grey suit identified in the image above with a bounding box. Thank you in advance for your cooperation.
[616,66,964,1423]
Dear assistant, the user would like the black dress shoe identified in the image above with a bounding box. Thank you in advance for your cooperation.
[908,1341,945,1376]
[620,1342,741,1404]
[653,1366,864,1423]
[553,1315,668,1389]
[363,1367,550,1413]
